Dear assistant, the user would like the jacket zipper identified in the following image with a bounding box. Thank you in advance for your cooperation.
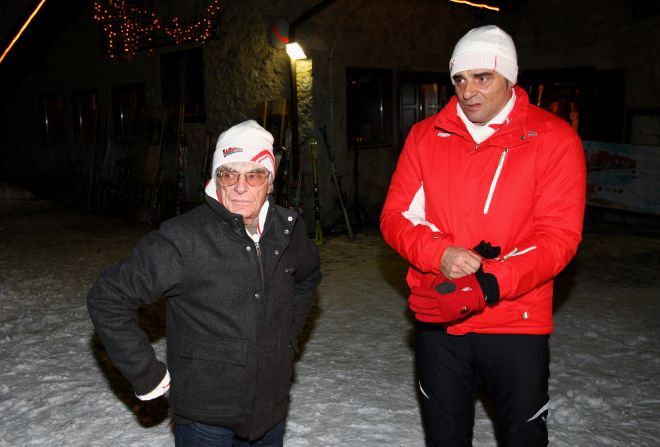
[254,241,266,299]
[483,148,508,214]
[498,245,538,262]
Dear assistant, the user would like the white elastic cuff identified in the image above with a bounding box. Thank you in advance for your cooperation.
[136,370,171,401]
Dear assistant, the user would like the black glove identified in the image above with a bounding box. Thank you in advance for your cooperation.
[473,240,501,259]
[474,266,499,305]
[473,240,500,304]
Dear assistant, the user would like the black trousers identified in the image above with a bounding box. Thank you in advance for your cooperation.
[416,323,549,447]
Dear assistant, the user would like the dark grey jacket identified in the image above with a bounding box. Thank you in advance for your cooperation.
[87,195,321,439]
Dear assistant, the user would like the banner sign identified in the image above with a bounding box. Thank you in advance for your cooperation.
[583,141,660,215]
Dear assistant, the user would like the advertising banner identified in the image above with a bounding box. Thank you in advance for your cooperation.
[583,141,660,215]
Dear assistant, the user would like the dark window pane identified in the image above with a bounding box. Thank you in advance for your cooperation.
[111,83,145,142]
[38,94,65,147]
[71,89,99,137]
[346,68,393,148]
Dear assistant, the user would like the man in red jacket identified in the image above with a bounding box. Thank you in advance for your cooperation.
[380,25,586,446]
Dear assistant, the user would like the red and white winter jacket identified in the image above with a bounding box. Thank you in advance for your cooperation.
[380,86,586,335]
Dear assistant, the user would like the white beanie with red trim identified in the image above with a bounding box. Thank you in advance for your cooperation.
[449,25,518,85]
[205,120,275,199]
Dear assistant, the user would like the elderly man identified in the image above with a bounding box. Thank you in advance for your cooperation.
[381,25,586,446]
[88,120,321,446]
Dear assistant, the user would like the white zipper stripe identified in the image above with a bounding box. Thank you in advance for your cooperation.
[499,246,537,262]
[483,148,508,214]
[418,381,430,399]
[511,246,536,256]
[527,401,549,422]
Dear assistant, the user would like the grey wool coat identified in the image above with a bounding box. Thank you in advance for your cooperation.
[87,195,322,440]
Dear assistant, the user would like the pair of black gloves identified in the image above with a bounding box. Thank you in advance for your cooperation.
[409,241,501,323]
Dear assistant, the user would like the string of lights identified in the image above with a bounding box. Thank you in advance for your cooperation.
[448,0,500,12]
[93,0,222,58]
[0,0,48,64]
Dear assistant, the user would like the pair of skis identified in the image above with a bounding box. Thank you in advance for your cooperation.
[278,126,354,245]
[310,139,323,245]
[310,125,354,245]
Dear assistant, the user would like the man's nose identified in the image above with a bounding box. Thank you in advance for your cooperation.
[462,79,477,99]
[234,175,249,192]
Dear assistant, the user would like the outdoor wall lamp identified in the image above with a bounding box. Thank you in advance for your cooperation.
[286,42,307,60]
[267,0,338,181]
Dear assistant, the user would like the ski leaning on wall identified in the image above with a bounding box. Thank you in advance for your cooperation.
[320,125,354,240]
[310,138,323,246]
[291,136,305,217]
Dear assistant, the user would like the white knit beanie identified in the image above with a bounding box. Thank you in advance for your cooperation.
[449,25,518,85]
[204,120,275,199]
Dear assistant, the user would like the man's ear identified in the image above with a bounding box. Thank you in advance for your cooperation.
[506,80,514,96]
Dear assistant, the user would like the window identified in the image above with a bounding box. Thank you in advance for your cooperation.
[346,68,393,148]
[112,83,145,142]
[518,67,625,142]
[71,89,99,137]
[398,71,450,145]
[38,94,65,147]
[160,48,205,122]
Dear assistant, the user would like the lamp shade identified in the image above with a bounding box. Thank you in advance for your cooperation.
[286,42,306,59]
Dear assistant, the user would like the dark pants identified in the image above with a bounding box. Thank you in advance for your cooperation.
[416,323,549,447]
[175,420,285,447]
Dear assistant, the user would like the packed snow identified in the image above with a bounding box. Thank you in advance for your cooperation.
[1,191,659,446]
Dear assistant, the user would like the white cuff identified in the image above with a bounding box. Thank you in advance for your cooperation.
[136,370,170,401]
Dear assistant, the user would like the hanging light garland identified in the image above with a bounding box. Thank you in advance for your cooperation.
[93,0,222,58]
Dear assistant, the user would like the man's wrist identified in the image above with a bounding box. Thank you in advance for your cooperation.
[136,369,170,401]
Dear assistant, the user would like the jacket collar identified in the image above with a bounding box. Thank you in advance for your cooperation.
[204,195,296,237]
[204,194,269,230]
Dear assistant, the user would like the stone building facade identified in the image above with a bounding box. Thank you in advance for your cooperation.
[0,0,658,230]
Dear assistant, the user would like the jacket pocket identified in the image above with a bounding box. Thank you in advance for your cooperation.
[274,338,296,405]
[172,336,249,415]
[180,336,247,365]
[275,266,297,324]
[494,286,552,329]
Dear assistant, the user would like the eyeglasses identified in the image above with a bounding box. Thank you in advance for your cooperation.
[217,170,268,187]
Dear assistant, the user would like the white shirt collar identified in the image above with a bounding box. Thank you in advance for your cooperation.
[246,199,270,243]
[457,88,516,144]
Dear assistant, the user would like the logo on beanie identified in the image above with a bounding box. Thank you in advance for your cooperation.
[223,147,243,157]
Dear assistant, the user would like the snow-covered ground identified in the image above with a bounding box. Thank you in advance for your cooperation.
[1,193,659,446]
